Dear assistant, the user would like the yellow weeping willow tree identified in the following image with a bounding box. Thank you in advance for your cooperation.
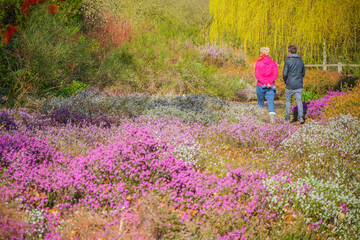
[209,0,360,63]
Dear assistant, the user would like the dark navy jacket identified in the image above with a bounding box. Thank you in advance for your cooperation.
[283,54,305,90]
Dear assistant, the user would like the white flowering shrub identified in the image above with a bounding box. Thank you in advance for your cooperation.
[282,115,360,160]
[42,90,270,124]
[25,208,46,238]
[281,114,360,184]
[265,174,360,239]
[43,90,148,118]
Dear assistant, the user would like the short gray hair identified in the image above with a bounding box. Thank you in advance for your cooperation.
[260,47,270,56]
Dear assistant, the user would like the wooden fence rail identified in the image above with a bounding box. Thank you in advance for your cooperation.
[304,63,360,72]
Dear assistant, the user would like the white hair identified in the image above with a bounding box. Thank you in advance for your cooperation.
[260,47,270,56]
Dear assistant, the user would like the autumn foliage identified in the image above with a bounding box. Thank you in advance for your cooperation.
[87,12,133,48]
[48,5,60,15]
[0,25,18,45]
[275,69,343,97]
[21,0,60,16]
[324,81,360,119]
[1,0,59,45]
[21,0,43,14]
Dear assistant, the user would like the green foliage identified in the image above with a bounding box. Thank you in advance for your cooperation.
[96,45,138,92]
[55,0,83,23]
[1,0,249,103]
[80,0,245,98]
[85,0,210,43]
[0,0,88,107]
[302,89,319,102]
[58,80,90,97]
[0,0,83,29]
[0,36,25,107]
[333,75,359,92]
[0,0,24,29]
[17,8,99,95]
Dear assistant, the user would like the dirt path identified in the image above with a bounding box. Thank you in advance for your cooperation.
[236,100,287,116]
[245,100,284,107]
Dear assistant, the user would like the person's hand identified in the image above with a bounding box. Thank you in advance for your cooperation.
[266,83,271,88]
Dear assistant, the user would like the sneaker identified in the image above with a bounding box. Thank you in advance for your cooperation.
[269,112,276,124]
[299,118,305,124]
[290,119,297,123]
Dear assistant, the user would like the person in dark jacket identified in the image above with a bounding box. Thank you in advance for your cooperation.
[283,45,305,124]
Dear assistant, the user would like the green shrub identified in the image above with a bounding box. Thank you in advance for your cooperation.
[333,75,359,92]
[302,89,320,101]
[81,0,232,97]
[16,7,100,94]
[55,0,83,23]
[96,45,138,92]
[1,0,248,102]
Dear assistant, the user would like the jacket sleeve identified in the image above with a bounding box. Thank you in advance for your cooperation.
[272,62,279,82]
[255,62,261,81]
[283,61,288,84]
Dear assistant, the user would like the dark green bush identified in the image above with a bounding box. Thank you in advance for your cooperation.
[0,0,24,29]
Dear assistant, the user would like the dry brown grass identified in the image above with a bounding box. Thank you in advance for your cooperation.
[58,193,193,239]
[0,201,31,240]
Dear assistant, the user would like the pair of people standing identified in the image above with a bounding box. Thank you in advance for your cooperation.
[254,45,305,124]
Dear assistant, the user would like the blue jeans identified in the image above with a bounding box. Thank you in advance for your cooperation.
[285,88,303,120]
[256,85,276,113]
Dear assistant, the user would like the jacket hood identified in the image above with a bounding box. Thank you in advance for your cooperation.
[258,55,273,65]
[288,54,300,58]
[255,55,278,85]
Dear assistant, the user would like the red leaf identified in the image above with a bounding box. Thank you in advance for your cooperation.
[48,5,59,15]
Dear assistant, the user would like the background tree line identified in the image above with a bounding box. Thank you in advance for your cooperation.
[209,0,360,64]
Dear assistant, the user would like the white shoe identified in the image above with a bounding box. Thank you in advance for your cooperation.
[269,112,276,123]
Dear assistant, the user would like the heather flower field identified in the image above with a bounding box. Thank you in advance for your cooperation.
[1,90,359,239]
[1,1,360,239]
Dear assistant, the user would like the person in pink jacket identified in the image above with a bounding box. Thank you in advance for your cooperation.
[255,47,279,123]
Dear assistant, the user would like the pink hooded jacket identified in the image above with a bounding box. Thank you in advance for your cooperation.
[255,55,279,86]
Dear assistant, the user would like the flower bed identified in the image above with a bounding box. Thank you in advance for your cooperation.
[291,91,345,119]
[0,93,359,239]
